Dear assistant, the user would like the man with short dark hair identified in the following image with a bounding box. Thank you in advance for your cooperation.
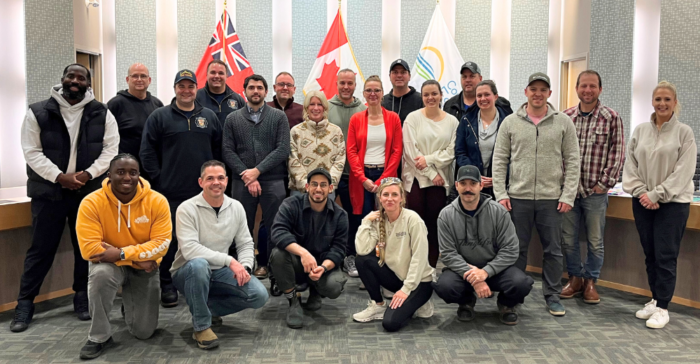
[270,168,348,329]
[381,59,423,124]
[76,154,171,359]
[108,63,163,180]
[433,166,533,325]
[12,64,119,332]
[140,69,222,308]
[492,72,580,317]
[223,74,290,283]
[195,59,245,127]
[443,61,512,125]
[267,71,303,129]
[560,70,625,303]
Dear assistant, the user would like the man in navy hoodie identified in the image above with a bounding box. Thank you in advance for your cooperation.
[140,69,222,308]
[195,59,245,127]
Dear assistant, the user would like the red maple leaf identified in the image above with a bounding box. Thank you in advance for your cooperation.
[316,60,340,99]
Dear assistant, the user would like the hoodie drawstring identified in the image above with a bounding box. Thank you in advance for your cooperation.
[127,205,131,229]
[118,201,121,233]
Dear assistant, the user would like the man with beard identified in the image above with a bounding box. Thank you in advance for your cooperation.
[381,59,423,125]
[12,64,119,332]
[432,166,533,325]
[107,63,163,179]
[195,59,245,127]
[269,168,348,329]
[267,72,303,129]
[223,74,290,285]
[140,69,222,308]
[76,154,171,359]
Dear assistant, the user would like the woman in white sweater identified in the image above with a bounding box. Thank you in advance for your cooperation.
[402,80,458,267]
[288,90,345,201]
[622,81,697,329]
[352,177,435,332]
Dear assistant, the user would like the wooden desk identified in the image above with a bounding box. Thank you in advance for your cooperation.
[605,195,700,231]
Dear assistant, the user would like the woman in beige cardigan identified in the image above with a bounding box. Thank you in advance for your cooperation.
[288,91,345,201]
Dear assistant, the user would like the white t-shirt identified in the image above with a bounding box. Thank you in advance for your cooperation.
[364,123,387,165]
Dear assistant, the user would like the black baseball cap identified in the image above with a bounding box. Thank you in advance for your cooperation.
[456,165,481,183]
[174,69,197,85]
[527,72,551,88]
[460,61,481,75]
[307,168,332,184]
[390,59,410,73]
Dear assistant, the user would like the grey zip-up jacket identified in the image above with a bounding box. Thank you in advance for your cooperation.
[438,194,519,278]
[328,95,367,176]
[492,103,580,206]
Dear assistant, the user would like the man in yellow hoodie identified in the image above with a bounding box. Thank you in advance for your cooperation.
[76,153,172,360]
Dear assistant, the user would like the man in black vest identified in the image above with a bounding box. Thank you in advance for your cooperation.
[107,63,163,180]
[12,64,119,332]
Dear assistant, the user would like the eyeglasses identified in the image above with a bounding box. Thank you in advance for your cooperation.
[276,82,295,89]
[380,177,402,185]
[129,74,149,80]
[309,182,329,188]
[364,88,382,94]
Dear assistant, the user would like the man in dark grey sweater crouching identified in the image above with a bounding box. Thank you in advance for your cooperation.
[432,165,533,325]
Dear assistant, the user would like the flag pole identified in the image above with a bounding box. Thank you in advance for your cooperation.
[338,0,342,72]
[221,0,227,66]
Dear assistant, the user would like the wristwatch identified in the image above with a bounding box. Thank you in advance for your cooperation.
[245,266,252,274]
[321,265,328,274]
[119,249,126,261]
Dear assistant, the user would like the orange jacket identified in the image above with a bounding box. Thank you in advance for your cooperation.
[77,177,172,267]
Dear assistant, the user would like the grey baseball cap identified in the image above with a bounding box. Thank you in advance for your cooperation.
[527,72,551,88]
[460,61,481,75]
[390,59,410,73]
[456,165,481,183]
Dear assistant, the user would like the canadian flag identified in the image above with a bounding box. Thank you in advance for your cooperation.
[302,10,364,101]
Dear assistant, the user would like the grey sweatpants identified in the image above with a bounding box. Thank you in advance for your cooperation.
[87,262,160,343]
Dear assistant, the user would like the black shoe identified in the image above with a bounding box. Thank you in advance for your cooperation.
[270,277,282,297]
[74,291,91,321]
[286,295,304,329]
[121,304,125,318]
[303,287,323,311]
[79,337,113,360]
[10,300,34,332]
[457,303,475,322]
[160,289,178,308]
[498,302,519,325]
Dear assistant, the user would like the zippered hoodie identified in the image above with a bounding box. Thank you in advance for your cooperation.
[381,86,423,124]
[195,83,245,126]
[492,102,580,206]
[77,177,172,267]
[438,194,519,279]
[328,95,367,176]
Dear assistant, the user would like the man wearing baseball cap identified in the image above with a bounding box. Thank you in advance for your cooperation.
[140,69,223,307]
[491,72,580,317]
[269,168,349,329]
[444,61,513,125]
[432,165,533,325]
[382,59,423,125]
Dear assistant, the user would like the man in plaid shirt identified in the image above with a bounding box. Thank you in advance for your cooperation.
[560,70,624,304]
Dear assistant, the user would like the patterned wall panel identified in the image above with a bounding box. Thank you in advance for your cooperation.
[347,0,382,81]
[292,0,327,102]
[177,0,216,71]
[115,0,158,95]
[509,0,549,108]
[589,0,634,142]
[25,0,75,104]
[400,0,435,76]
[455,0,492,80]
[659,0,700,137]
[237,0,273,100]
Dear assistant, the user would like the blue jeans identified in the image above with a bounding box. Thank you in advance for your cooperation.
[561,193,608,281]
[361,166,385,216]
[172,258,269,331]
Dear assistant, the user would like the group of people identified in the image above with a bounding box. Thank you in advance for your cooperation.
[10,56,697,359]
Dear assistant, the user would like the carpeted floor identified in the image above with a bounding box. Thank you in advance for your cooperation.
[2,274,700,364]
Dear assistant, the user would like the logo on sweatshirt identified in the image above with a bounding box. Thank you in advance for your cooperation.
[228,99,237,109]
[195,117,208,128]
[134,215,150,224]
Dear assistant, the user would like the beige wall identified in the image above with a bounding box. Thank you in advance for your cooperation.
[73,0,103,54]
[561,0,591,61]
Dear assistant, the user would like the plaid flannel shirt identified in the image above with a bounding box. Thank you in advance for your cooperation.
[563,101,625,198]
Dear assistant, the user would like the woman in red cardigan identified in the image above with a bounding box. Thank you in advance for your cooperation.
[346,75,403,219]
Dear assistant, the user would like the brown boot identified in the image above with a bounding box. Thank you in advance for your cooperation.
[560,276,584,299]
[583,279,600,304]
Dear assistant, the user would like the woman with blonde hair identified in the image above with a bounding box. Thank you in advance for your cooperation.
[352,177,434,332]
[623,81,697,329]
[288,90,345,201]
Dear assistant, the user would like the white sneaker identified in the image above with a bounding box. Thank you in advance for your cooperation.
[635,299,658,320]
[413,300,434,319]
[353,300,387,322]
[382,287,395,299]
[344,256,359,277]
[646,309,669,329]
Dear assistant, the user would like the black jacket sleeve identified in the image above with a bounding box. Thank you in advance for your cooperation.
[270,198,298,251]
[324,210,348,267]
[139,113,162,188]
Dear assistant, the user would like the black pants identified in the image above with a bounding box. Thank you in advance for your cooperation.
[337,176,360,257]
[18,193,88,302]
[632,198,689,309]
[432,267,534,308]
[509,198,563,303]
[406,181,446,267]
[269,248,347,298]
[231,179,286,267]
[159,198,185,290]
[355,254,433,332]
